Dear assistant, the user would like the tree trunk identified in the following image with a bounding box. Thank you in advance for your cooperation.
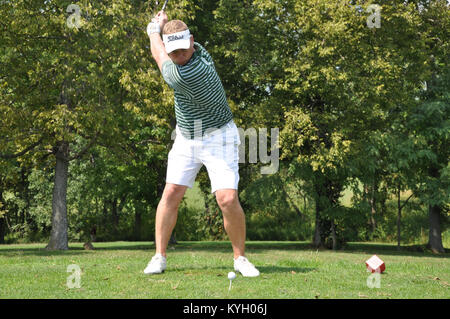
[169,233,177,245]
[380,184,388,218]
[46,142,69,250]
[330,221,337,251]
[283,186,303,218]
[427,165,445,253]
[313,200,332,248]
[0,217,5,244]
[303,194,307,213]
[370,179,377,234]
[103,200,108,230]
[364,184,377,236]
[313,202,323,248]
[428,204,445,253]
[313,177,340,249]
[134,209,142,241]
[0,212,6,244]
[396,187,401,251]
[111,198,119,238]
[0,190,4,244]
[20,169,28,225]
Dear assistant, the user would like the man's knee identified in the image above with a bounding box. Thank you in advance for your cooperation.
[161,184,187,207]
[216,189,239,210]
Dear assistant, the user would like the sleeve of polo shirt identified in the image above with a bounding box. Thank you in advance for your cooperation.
[161,60,182,89]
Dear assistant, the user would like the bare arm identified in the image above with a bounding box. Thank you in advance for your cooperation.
[150,33,170,72]
[148,11,170,72]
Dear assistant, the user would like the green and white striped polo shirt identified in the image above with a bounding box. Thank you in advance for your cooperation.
[162,42,233,139]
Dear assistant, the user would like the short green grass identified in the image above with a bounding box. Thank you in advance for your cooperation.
[0,241,448,299]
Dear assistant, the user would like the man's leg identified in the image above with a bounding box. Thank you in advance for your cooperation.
[155,183,188,257]
[215,189,246,259]
[216,188,259,277]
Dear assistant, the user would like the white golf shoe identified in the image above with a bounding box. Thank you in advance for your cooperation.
[234,256,260,277]
[144,253,166,274]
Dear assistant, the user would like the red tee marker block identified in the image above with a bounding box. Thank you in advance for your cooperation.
[365,255,385,273]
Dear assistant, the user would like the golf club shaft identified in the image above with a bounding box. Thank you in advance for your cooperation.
[161,0,169,11]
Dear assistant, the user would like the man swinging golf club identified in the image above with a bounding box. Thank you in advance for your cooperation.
[143,10,259,277]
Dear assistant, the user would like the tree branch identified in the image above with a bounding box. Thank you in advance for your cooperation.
[400,193,414,210]
[68,132,100,161]
[0,138,43,160]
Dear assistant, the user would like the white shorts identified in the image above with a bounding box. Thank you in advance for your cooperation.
[166,120,241,193]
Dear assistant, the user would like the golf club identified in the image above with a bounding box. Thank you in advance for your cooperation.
[161,0,169,11]
[149,0,168,20]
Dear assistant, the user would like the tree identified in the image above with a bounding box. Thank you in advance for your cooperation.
[1,0,221,248]
[398,0,450,253]
[408,67,450,253]
[208,0,434,248]
[0,0,163,249]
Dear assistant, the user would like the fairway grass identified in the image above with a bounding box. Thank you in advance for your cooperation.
[0,241,448,299]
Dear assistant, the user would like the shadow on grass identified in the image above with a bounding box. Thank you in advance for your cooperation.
[338,242,449,258]
[171,241,449,259]
[0,241,448,259]
[167,241,449,259]
[167,265,315,274]
[256,266,316,274]
[0,245,89,257]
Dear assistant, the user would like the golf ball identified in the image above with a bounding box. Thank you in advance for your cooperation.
[228,271,236,280]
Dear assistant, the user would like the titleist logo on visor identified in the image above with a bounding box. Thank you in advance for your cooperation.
[163,30,190,43]
[167,34,185,42]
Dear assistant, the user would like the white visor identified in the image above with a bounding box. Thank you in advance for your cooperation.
[163,29,191,54]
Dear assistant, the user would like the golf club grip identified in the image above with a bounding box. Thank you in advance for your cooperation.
[161,0,169,11]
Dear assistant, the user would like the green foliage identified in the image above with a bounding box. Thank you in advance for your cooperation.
[240,170,312,240]
[0,0,448,250]
[174,183,206,241]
